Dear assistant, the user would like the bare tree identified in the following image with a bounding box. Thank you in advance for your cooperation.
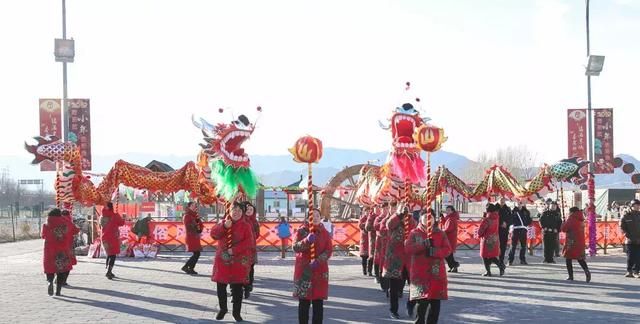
[462,146,540,183]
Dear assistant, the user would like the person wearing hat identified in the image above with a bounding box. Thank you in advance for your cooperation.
[620,199,640,278]
[539,201,562,263]
[561,207,591,282]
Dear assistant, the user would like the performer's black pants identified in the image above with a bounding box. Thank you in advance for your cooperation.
[566,258,589,278]
[106,255,116,274]
[361,256,368,275]
[298,299,323,324]
[498,228,509,266]
[445,253,458,269]
[185,251,200,269]
[483,258,501,273]
[216,282,243,314]
[415,299,441,324]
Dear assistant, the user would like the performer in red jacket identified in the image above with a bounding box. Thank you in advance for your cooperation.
[366,206,378,278]
[561,207,591,282]
[60,209,76,286]
[358,207,370,276]
[293,208,333,324]
[405,210,452,324]
[478,204,505,277]
[42,208,79,296]
[210,201,253,322]
[100,202,125,280]
[375,203,392,294]
[243,201,260,299]
[182,202,203,275]
[383,203,414,319]
[441,206,460,273]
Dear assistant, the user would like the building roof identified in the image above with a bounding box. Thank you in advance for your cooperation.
[145,160,175,172]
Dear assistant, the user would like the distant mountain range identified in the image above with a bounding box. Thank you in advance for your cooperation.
[2,149,638,191]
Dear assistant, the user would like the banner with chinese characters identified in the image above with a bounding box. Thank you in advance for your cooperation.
[39,99,62,171]
[594,108,614,174]
[68,99,92,170]
[567,109,587,160]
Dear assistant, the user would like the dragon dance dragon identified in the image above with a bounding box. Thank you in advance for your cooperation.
[355,82,589,205]
[25,112,260,207]
[355,151,590,205]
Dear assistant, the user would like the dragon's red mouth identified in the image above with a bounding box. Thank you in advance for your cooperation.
[392,113,418,149]
[220,130,251,164]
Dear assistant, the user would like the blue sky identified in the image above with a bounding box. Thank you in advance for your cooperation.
[0,0,638,166]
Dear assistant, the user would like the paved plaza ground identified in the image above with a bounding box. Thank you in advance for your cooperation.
[2,240,640,323]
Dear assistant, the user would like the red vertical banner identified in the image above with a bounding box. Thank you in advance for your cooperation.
[68,99,92,170]
[567,109,588,158]
[594,108,614,174]
[39,99,62,171]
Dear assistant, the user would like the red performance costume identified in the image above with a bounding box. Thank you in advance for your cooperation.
[478,205,505,277]
[405,219,451,324]
[561,208,591,282]
[293,220,333,324]
[42,208,79,296]
[100,203,124,280]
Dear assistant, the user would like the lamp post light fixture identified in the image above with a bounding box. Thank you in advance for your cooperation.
[585,55,605,76]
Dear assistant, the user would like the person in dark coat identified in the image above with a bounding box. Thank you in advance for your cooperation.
[508,201,532,266]
[496,198,512,267]
[620,199,640,278]
[539,201,562,263]
[562,207,591,282]
[182,202,203,275]
[42,208,79,296]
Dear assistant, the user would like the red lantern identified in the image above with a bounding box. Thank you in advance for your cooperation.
[413,124,447,152]
[289,135,323,163]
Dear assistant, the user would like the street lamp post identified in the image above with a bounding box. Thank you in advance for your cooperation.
[54,0,74,141]
[584,0,606,257]
[62,0,69,142]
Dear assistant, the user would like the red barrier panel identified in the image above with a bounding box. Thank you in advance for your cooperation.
[119,221,363,251]
[117,220,625,252]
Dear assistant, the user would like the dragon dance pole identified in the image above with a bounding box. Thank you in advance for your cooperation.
[225,201,232,249]
[308,163,316,260]
[403,179,410,241]
[560,183,566,220]
[426,152,432,235]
